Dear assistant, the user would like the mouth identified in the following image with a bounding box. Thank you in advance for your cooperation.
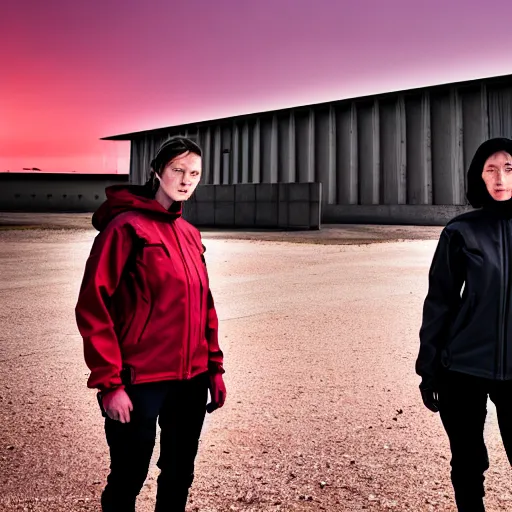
[177,189,189,194]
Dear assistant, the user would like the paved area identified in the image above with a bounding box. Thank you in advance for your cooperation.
[0,212,444,245]
[0,218,511,511]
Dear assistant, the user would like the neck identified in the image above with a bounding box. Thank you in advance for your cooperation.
[155,189,173,210]
[483,197,512,218]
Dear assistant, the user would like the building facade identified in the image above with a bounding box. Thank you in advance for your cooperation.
[105,74,512,225]
[0,173,128,212]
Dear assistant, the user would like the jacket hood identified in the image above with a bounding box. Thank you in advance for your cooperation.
[467,137,512,208]
[92,185,183,231]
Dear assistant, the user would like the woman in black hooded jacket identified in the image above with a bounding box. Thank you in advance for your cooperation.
[416,137,512,512]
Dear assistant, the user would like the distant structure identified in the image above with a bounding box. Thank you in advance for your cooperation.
[0,172,128,212]
[103,74,512,225]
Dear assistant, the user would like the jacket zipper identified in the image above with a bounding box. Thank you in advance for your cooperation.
[172,223,192,379]
[499,220,509,380]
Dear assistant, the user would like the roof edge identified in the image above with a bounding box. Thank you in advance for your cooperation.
[101,72,512,141]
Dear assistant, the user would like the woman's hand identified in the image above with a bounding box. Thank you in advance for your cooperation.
[420,388,439,413]
[102,388,133,423]
[207,373,227,413]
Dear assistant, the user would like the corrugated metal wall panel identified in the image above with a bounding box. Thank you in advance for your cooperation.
[489,84,512,138]
[404,93,432,205]
[335,104,358,205]
[128,76,512,209]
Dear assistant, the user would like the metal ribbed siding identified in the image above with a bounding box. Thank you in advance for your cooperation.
[129,77,512,209]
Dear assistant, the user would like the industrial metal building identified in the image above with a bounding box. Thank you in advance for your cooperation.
[105,74,512,225]
[0,173,128,212]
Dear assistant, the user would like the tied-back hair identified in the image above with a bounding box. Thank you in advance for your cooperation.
[143,135,202,197]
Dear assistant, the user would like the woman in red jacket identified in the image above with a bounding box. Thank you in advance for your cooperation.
[75,136,226,512]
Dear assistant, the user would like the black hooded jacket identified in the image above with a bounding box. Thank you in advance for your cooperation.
[416,138,512,389]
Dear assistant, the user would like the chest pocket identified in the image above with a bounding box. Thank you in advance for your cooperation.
[129,218,173,271]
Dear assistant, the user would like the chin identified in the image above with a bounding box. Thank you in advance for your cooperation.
[494,194,512,201]
[171,194,191,202]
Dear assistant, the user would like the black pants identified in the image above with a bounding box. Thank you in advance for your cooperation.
[100,372,209,512]
[438,370,512,512]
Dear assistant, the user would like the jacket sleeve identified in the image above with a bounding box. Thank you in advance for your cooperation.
[200,243,224,375]
[75,223,134,391]
[206,289,225,374]
[416,228,464,389]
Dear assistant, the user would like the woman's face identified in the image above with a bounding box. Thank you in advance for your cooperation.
[155,151,202,207]
[482,151,512,201]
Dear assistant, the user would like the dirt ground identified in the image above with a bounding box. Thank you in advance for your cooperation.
[1,214,511,511]
[0,212,444,245]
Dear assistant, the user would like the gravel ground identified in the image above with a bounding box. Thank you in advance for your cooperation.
[0,212,443,245]
[1,221,511,511]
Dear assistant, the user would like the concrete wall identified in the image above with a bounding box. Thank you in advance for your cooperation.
[118,74,512,225]
[0,173,321,230]
[183,182,321,230]
[0,173,129,212]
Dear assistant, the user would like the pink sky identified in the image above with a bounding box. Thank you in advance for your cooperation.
[1,0,511,174]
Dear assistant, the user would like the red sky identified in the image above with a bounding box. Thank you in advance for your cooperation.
[2,0,512,174]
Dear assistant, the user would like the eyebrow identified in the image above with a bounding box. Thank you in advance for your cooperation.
[485,162,512,167]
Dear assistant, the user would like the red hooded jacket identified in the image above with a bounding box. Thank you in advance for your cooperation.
[75,185,224,392]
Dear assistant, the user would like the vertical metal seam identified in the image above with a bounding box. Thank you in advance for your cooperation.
[271,115,278,183]
[398,95,407,205]
[350,102,358,205]
[372,99,380,204]
[289,110,296,183]
[309,108,315,183]
[422,92,433,205]
[328,105,336,204]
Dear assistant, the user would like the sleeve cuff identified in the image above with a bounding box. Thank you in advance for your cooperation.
[208,362,225,375]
